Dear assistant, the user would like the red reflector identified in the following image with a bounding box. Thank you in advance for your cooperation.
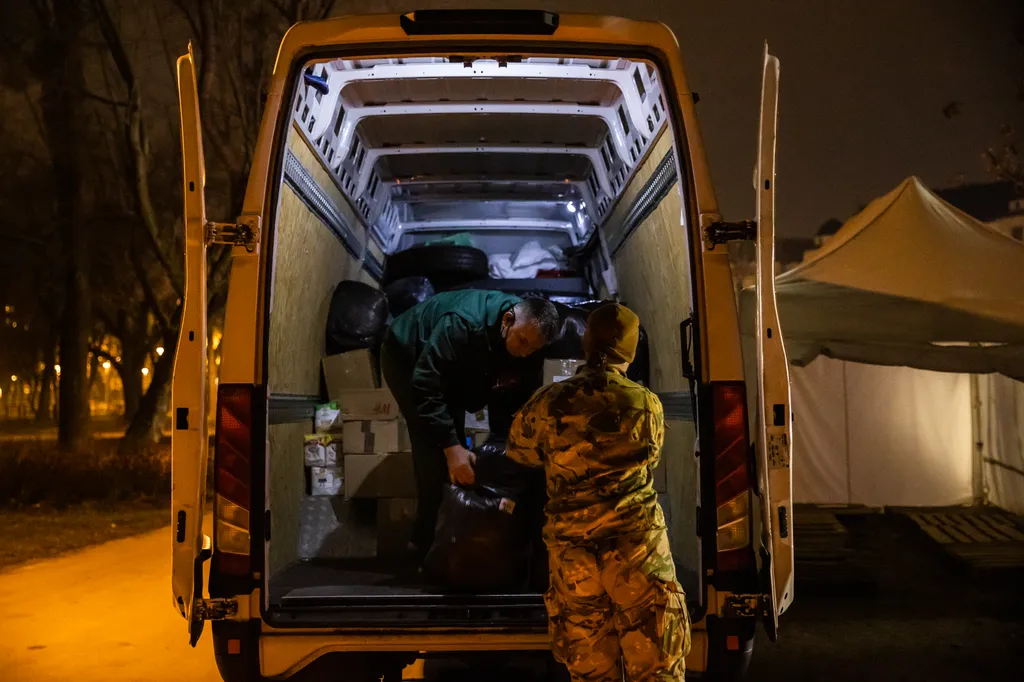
[216,551,251,576]
[713,381,753,572]
[215,386,253,510]
[713,382,750,508]
[726,635,740,651]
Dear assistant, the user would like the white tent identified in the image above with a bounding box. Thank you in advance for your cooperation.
[741,176,1024,511]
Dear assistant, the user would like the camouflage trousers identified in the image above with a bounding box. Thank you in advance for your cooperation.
[544,529,691,681]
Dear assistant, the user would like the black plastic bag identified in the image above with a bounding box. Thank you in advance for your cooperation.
[424,483,529,592]
[474,438,537,500]
[383,276,435,317]
[325,280,389,355]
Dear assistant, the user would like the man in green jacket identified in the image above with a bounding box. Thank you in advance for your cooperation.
[380,289,560,559]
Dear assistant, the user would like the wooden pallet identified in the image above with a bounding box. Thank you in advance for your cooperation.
[792,506,872,590]
[904,508,1024,574]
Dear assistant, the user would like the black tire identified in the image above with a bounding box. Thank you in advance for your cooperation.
[383,244,490,289]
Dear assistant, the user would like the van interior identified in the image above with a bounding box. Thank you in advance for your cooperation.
[262,50,701,627]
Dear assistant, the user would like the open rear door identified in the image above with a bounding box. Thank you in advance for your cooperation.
[171,43,211,647]
[753,44,794,640]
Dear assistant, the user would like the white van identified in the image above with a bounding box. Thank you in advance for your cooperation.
[171,10,794,681]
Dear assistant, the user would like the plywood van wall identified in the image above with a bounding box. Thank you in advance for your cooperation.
[267,131,369,396]
[268,422,308,575]
[266,130,373,577]
[612,132,691,394]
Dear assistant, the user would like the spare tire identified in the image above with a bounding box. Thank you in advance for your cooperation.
[383,244,489,290]
[325,280,389,355]
[383,276,435,317]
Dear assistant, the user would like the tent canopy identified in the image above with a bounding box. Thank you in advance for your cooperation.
[742,176,1024,380]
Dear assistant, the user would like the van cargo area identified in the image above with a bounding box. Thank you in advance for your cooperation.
[259,52,701,627]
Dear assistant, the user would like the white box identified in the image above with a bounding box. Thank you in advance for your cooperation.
[342,419,411,454]
[543,358,585,385]
[323,350,378,399]
[337,388,401,421]
[303,434,340,466]
[309,466,344,496]
[465,408,489,431]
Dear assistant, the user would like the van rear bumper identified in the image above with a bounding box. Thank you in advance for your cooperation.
[214,619,711,680]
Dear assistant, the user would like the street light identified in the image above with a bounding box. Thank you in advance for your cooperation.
[156,347,165,356]
[10,375,16,382]
[102,361,111,370]
[54,365,60,375]
[142,367,150,376]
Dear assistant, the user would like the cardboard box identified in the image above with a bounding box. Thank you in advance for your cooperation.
[338,388,401,421]
[377,498,417,558]
[304,434,339,466]
[323,350,378,399]
[344,453,416,498]
[342,419,411,454]
[308,466,344,496]
[543,358,585,385]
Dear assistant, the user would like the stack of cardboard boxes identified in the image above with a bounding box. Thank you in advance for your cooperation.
[302,349,419,558]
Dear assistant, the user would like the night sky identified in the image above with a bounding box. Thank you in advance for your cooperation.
[371,0,1024,236]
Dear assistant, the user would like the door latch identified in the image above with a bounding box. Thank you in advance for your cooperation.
[704,220,757,250]
[206,215,261,253]
[193,597,239,622]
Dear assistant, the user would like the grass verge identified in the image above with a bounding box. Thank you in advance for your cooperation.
[0,501,169,570]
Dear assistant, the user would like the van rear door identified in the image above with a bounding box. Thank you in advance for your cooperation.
[753,45,794,639]
[171,43,212,647]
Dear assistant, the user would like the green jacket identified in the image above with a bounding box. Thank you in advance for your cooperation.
[506,364,666,544]
[388,289,521,449]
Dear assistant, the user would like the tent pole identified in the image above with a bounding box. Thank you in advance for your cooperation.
[969,374,985,507]
[842,360,852,505]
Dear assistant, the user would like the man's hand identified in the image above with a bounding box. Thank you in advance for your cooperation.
[444,444,477,486]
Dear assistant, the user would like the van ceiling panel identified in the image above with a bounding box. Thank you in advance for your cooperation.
[380,153,594,182]
[357,113,608,148]
[342,78,622,108]
[290,55,668,252]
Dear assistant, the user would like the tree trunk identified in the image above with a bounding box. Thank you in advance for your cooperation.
[122,311,181,449]
[39,0,91,450]
[35,338,56,424]
[119,342,147,425]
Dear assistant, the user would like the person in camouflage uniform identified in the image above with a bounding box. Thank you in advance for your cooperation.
[506,303,691,682]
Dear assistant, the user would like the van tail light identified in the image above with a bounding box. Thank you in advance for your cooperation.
[712,382,754,572]
[214,385,253,576]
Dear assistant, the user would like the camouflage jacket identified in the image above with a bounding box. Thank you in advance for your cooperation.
[506,365,666,544]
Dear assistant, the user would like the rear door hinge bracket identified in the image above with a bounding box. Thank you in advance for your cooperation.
[193,597,239,622]
[704,220,757,250]
[723,593,761,618]
[206,214,261,252]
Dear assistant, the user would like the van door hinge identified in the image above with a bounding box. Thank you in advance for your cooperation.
[704,220,757,250]
[723,593,761,619]
[193,597,239,622]
[206,215,261,253]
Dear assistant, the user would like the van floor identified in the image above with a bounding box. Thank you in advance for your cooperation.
[269,557,547,604]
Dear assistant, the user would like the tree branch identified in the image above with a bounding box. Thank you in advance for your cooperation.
[93,0,184,298]
[79,88,128,107]
[131,249,171,335]
[89,346,124,376]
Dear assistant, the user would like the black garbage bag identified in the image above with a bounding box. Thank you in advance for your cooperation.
[423,483,530,592]
[325,280,389,355]
[383,276,435,317]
